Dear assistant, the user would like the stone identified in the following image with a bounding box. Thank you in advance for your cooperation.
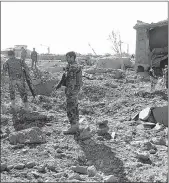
[149,149,157,154]
[97,126,109,135]
[54,172,65,179]
[136,152,150,161]
[71,165,88,174]
[143,122,156,129]
[87,165,97,177]
[9,127,46,145]
[104,175,118,182]
[143,141,157,151]
[151,137,167,146]
[32,171,40,179]
[68,173,82,180]
[1,163,7,172]
[22,149,28,153]
[86,160,93,166]
[25,162,36,168]
[37,164,46,173]
[77,127,93,140]
[56,148,63,153]
[7,165,14,171]
[14,163,25,169]
[97,120,109,126]
[139,107,152,121]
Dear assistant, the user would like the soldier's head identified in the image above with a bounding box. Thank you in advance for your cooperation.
[8,50,15,58]
[33,48,35,51]
[66,51,76,64]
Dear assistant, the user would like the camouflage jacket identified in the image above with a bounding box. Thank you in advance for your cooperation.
[21,49,27,60]
[3,57,29,80]
[64,63,83,94]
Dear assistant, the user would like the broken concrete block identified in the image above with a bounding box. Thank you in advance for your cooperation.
[139,107,152,121]
[71,166,88,174]
[152,106,168,127]
[9,127,46,145]
[104,175,118,182]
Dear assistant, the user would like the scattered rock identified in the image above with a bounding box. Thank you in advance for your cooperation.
[139,107,152,121]
[14,163,25,170]
[86,160,93,166]
[54,172,65,179]
[77,127,93,140]
[97,126,109,136]
[71,165,88,174]
[32,171,40,179]
[136,152,150,161]
[56,148,63,153]
[142,141,157,151]
[68,173,82,180]
[1,163,7,172]
[37,164,46,173]
[22,149,28,153]
[143,122,156,129]
[87,165,97,177]
[6,165,14,171]
[149,149,157,154]
[25,162,36,168]
[104,175,118,182]
[151,137,167,146]
[9,127,46,145]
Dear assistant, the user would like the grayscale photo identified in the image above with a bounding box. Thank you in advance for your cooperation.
[1,1,168,182]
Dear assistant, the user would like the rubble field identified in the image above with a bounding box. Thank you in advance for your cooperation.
[1,60,168,182]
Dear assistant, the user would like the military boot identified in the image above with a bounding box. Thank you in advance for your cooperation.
[63,123,79,135]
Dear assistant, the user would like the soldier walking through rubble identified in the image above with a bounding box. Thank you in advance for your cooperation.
[21,47,27,61]
[31,48,38,69]
[54,51,83,135]
[2,50,31,111]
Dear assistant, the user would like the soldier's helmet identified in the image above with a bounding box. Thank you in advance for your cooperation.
[66,51,76,59]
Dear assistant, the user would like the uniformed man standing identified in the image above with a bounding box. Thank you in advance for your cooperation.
[21,47,27,61]
[2,50,30,111]
[31,48,38,69]
[54,51,83,135]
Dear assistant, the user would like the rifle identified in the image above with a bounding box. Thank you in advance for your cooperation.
[20,60,36,98]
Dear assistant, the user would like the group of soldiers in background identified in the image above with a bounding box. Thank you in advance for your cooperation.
[2,49,83,135]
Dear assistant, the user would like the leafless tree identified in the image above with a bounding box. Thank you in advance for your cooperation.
[108,30,122,57]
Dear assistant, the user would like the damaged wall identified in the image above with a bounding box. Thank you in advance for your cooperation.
[135,28,150,70]
[134,20,168,71]
[149,25,168,51]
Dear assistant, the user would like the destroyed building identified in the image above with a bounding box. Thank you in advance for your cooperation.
[133,19,168,72]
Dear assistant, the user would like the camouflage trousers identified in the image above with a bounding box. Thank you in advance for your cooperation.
[9,78,28,103]
[65,90,79,125]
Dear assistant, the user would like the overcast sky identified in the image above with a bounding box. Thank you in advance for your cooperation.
[1,2,168,55]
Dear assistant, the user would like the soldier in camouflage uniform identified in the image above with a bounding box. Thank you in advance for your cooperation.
[2,50,30,111]
[54,51,83,135]
[31,48,38,69]
[21,47,27,61]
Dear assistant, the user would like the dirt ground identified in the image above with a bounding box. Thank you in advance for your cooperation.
[1,60,168,182]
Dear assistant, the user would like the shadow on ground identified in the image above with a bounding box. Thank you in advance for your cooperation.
[76,138,129,182]
[134,90,168,100]
[11,108,49,131]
